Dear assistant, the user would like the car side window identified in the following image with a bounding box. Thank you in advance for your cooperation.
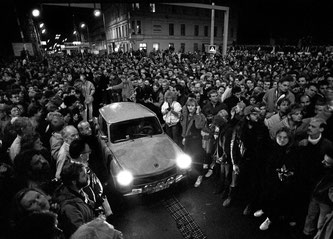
[101,118,108,136]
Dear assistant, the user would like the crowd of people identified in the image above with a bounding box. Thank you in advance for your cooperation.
[0,46,333,239]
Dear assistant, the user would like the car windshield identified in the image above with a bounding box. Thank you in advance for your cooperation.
[110,116,163,143]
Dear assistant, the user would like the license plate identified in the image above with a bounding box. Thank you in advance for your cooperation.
[149,182,170,193]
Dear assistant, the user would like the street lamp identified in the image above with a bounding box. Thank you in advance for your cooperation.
[93,8,108,53]
[32,9,40,17]
[80,22,90,44]
[31,9,43,58]
[39,23,44,28]
[93,9,101,17]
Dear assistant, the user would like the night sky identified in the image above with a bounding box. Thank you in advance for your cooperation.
[1,0,332,58]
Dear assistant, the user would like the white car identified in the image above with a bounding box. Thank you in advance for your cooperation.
[97,102,191,196]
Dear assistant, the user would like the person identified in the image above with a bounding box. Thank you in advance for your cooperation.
[180,98,207,187]
[27,104,43,131]
[223,86,244,114]
[14,149,54,194]
[9,117,34,162]
[80,73,95,121]
[256,128,299,230]
[20,132,54,173]
[231,105,270,215]
[14,211,63,239]
[212,107,241,207]
[314,189,333,239]
[49,113,65,162]
[263,75,295,117]
[298,117,333,228]
[302,143,333,237]
[264,98,291,139]
[55,125,79,179]
[106,74,134,102]
[269,103,308,143]
[55,161,96,238]
[71,217,123,239]
[69,138,112,218]
[151,83,164,108]
[11,187,54,232]
[161,91,182,145]
[77,120,107,182]
[202,90,228,173]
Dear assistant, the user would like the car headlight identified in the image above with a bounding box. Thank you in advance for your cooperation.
[116,170,133,186]
[176,154,192,169]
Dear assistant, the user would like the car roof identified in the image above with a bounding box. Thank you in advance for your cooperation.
[99,102,156,124]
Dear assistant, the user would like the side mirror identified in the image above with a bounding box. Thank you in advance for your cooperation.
[100,135,108,141]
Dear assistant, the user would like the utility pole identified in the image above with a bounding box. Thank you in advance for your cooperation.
[210,2,215,46]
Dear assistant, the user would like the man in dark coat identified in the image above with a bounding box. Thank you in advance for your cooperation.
[231,105,271,215]
[55,161,96,238]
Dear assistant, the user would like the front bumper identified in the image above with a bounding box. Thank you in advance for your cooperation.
[123,173,187,196]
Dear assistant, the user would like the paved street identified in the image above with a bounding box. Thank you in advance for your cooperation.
[108,177,303,239]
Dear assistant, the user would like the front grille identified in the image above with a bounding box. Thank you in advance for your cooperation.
[133,167,178,186]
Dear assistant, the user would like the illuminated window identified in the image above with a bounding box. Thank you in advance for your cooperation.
[132,3,140,11]
[139,43,147,50]
[137,21,141,34]
[150,3,155,13]
[153,43,159,50]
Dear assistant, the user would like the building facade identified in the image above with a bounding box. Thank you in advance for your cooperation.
[103,3,237,53]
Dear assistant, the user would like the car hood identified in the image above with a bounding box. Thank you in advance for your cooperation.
[110,135,182,176]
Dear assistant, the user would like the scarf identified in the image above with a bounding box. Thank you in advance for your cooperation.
[308,133,322,145]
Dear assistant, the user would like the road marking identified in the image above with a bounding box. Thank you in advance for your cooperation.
[162,195,207,239]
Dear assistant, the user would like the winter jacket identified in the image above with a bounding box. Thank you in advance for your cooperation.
[55,185,96,238]
[231,119,270,166]
[263,88,295,113]
[180,110,206,139]
[111,79,134,101]
[298,137,333,194]
[312,170,333,205]
[202,101,228,124]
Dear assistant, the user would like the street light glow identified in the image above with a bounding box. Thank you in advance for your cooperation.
[80,23,86,28]
[39,23,44,28]
[32,9,40,17]
[94,9,101,17]
[42,29,46,34]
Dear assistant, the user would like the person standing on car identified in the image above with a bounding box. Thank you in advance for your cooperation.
[180,98,207,187]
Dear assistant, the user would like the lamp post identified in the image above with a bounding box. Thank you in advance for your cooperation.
[93,8,109,54]
[80,22,90,52]
[80,23,90,43]
[31,8,43,58]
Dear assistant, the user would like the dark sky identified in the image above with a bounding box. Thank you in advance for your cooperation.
[1,0,332,58]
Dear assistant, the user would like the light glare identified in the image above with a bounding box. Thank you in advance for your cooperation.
[117,171,133,186]
[32,9,40,17]
[94,9,101,17]
[176,154,192,169]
